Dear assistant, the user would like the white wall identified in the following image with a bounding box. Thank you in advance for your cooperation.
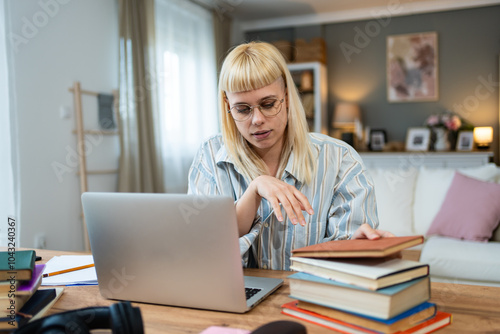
[6,0,119,251]
[1,1,16,247]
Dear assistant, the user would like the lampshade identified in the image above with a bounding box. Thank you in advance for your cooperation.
[473,126,493,148]
[333,102,361,126]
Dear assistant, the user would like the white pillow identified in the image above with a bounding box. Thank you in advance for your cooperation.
[366,167,417,236]
[413,163,500,236]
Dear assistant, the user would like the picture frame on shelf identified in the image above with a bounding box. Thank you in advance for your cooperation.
[406,127,431,151]
[369,129,387,151]
[456,131,474,151]
[387,32,438,103]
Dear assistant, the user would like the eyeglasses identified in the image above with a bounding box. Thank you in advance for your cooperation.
[227,97,285,122]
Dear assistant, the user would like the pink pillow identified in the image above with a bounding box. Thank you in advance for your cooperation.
[427,172,500,242]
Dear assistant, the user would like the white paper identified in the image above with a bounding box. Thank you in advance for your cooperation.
[41,255,98,286]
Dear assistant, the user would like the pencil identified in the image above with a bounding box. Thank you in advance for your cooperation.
[42,263,95,278]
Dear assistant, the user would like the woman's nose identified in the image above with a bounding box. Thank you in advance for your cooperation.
[251,106,266,124]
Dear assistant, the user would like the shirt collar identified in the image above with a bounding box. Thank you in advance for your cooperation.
[282,151,302,186]
[215,143,231,165]
[215,143,248,177]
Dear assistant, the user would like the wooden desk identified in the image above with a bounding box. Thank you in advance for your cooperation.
[35,249,500,333]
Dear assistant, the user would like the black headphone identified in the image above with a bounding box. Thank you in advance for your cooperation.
[14,301,144,334]
[14,301,305,334]
[252,320,306,334]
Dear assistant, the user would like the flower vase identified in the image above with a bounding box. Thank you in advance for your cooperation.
[448,131,458,151]
[433,127,449,151]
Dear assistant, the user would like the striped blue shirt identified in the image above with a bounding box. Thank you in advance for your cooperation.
[188,133,379,270]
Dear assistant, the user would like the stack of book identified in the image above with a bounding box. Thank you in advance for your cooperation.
[282,236,452,334]
[0,250,63,331]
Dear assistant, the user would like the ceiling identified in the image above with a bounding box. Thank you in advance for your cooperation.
[204,0,500,30]
[228,0,408,21]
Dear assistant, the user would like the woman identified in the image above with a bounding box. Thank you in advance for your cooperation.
[188,41,392,270]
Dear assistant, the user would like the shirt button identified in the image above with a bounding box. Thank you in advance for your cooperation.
[264,223,269,228]
[262,264,268,269]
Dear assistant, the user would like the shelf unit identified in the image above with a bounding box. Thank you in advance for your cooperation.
[287,62,328,134]
[69,81,119,251]
[359,151,494,169]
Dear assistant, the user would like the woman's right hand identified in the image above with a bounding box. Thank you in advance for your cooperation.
[249,175,313,226]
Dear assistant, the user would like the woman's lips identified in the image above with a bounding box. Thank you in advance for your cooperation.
[252,130,271,140]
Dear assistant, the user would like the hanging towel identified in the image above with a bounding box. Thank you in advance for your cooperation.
[97,93,116,129]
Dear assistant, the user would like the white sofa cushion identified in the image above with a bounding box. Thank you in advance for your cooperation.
[420,236,500,284]
[412,163,500,236]
[366,167,417,236]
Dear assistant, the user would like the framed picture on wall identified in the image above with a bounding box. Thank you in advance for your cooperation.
[406,127,431,151]
[456,131,474,151]
[387,32,438,103]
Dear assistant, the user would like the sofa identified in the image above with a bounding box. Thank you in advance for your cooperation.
[364,162,500,287]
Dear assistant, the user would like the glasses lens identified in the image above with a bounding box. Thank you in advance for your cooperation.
[230,104,252,121]
[259,98,281,116]
[229,98,283,121]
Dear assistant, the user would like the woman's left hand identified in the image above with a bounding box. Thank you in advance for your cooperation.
[351,223,395,240]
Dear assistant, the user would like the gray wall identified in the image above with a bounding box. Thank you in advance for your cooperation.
[245,5,500,163]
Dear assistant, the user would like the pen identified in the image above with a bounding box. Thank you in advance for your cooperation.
[42,264,95,278]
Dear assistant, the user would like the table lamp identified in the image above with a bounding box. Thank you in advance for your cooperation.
[333,102,360,126]
[473,126,493,149]
[332,102,361,147]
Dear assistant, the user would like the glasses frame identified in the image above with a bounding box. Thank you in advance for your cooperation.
[227,95,286,122]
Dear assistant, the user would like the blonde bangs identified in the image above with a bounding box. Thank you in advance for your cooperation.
[219,43,283,93]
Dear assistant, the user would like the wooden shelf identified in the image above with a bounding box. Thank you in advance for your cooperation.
[359,151,494,168]
[287,62,328,134]
[69,81,119,252]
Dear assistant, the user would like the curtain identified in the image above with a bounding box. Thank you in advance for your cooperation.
[213,10,232,75]
[0,1,19,246]
[117,0,165,193]
[154,0,218,193]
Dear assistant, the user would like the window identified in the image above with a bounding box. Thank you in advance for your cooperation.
[155,0,218,192]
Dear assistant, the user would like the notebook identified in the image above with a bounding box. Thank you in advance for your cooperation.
[81,192,283,313]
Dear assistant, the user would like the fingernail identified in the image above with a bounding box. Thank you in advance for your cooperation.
[300,220,306,226]
[308,209,314,215]
[292,218,298,225]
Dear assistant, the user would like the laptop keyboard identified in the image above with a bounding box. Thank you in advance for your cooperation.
[245,287,262,300]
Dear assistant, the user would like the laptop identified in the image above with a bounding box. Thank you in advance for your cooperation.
[81,192,283,313]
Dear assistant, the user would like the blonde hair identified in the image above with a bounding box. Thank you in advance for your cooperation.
[218,41,316,184]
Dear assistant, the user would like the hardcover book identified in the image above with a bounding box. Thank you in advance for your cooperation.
[288,272,430,319]
[0,250,36,281]
[0,288,64,329]
[296,300,436,333]
[282,300,376,334]
[291,236,424,258]
[0,280,18,293]
[290,256,429,290]
[0,264,45,316]
[0,293,32,316]
[282,301,451,334]
[16,264,45,296]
